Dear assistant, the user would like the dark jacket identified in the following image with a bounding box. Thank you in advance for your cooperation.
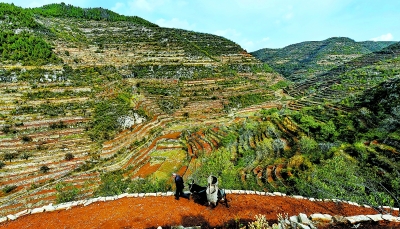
[175,174,184,189]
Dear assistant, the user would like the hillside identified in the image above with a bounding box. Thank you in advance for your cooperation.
[251,37,397,81]
[0,2,399,225]
[0,2,285,217]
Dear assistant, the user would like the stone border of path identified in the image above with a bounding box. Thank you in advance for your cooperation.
[1,190,399,227]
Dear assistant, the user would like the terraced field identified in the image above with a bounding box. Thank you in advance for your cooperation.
[0,6,287,217]
[2,3,399,221]
[284,44,400,113]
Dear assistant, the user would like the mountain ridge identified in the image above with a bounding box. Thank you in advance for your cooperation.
[251,37,398,81]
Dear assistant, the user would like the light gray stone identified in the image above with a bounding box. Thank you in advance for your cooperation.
[145,193,157,197]
[55,204,71,210]
[299,213,311,225]
[69,201,78,207]
[77,200,86,205]
[310,213,332,223]
[118,193,128,199]
[292,195,304,199]
[105,196,114,201]
[290,215,298,223]
[15,209,31,217]
[166,191,174,196]
[43,205,56,212]
[84,199,94,206]
[345,215,371,224]
[273,192,283,196]
[0,216,7,223]
[31,207,45,214]
[348,201,360,206]
[382,214,399,222]
[366,214,383,222]
[296,223,311,229]
[6,214,17,221]
[138,193,145,197]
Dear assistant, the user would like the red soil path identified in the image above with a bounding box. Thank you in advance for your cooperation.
[1,194,398,229]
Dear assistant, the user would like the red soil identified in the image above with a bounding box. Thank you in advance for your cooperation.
[134,161,162,178]
[1,194,398,229]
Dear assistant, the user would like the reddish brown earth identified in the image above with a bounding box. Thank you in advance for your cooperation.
[1,194,399,229]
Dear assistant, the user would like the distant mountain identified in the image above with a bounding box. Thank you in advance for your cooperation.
[251,37,397,81]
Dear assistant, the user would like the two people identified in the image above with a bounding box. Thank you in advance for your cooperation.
[172,173,190,200]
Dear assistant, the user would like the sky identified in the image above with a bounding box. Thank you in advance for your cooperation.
[3,0,400,51]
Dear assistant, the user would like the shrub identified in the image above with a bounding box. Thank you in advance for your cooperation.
[40,165,50,173]
[20,152,32,160]
[50,121,67,129]
[0,161,5,169]
[65,152,74,161]
[1,125,12,134]
[94,171,171,197]
[2,185,17,194]
[248,214,270,229]
[55,182,80,203]
[3,153,17,162]
[21,135,33,142]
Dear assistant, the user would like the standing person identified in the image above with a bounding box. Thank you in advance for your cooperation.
[172,173,190,200]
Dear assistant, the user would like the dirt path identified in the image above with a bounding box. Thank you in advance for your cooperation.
[1,194,398,229]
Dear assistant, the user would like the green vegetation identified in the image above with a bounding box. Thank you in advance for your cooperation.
[226,93,274,111]
[65,153,74,161]
[251,37,397,81]
[32,3,158,27]
[185,90,400,208]
[2,185,17,194]
[94,171,171,196]
[0,3,40,29]
[40,165,50,173]
[55,182,80,203]
[89,94,131,142]
[0,31,61,65]
[3,153,17,162]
